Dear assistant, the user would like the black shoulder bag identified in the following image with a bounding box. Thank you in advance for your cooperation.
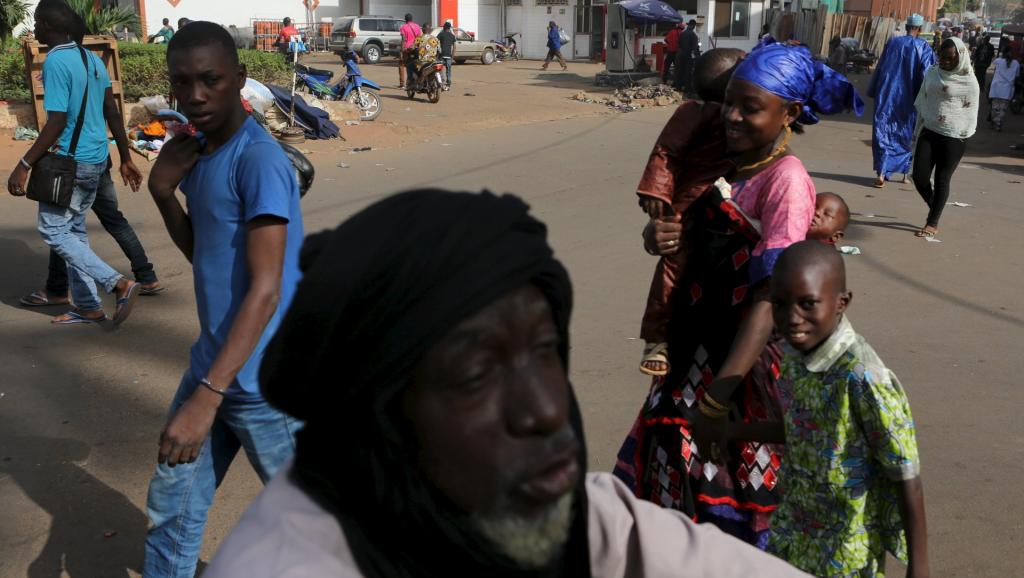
[26,46,91,208]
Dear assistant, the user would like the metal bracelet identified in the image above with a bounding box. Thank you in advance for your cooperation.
[19,157,31,170]
[199,377,227,396]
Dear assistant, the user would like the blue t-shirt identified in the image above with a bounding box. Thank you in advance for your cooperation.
[42,43,111,165]
[181,116,304,399]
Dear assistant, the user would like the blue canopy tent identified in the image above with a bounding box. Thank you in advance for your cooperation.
[616,0,682,24]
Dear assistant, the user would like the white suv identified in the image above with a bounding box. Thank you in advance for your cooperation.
[329,16,405,64]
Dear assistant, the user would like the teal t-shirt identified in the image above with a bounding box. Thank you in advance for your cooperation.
[42,42,111,165]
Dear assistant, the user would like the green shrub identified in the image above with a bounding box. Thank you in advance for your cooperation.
[0,45,28,102]
[0,41,292,103]
[119,42,292,101]
[120,43,169,100]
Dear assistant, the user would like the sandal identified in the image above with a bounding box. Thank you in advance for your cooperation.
[639,342,670,377]
[112,281,141,326]
[139,281,165,296]
[52,310,107,325]
[915,225,938,238]
[19,290,70,307]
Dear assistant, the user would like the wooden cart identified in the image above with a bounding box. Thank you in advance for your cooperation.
[22,35,125,131]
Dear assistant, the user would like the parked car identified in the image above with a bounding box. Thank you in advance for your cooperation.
[329,15,404,64]
[387,27,498,65]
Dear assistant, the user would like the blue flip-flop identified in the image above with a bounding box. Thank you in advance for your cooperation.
[52,310,107,325]
[112,282,141,326]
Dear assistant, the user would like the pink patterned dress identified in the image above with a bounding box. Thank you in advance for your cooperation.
[614,154,815,548]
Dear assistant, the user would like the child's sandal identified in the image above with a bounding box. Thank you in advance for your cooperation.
[639,342,670,377]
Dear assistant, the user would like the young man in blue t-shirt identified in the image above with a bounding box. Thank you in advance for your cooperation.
[6,0,141,325]
[142,21,304,576]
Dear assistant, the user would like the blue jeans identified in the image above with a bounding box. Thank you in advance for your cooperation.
[442,56,453,85]
[46,167,156,295]
[143,371,299,577]
[36,160,123,312]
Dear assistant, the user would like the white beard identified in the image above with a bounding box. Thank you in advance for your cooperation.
[471,493,575,569]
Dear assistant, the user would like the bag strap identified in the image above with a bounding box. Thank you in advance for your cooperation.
[66,45,91,157]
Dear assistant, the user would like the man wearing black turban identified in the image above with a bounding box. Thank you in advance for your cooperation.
[204,189,807,577]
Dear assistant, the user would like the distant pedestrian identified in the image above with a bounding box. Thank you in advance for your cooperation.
[867,13,935,188]
[398,13,422,88]
[988,47,1020,132]
[673,20,699,95]
[661,22,682,84]
[973,38,995,91]
[6,0,141,325]
[541,21,567,71]
[438,21,457,89]
[912,37,979,239]
[149,17,174,44]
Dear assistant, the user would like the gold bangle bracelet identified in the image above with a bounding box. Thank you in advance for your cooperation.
[702,392,729,412]
[698,399,729,419]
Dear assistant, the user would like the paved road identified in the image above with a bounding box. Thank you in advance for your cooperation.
[0,94,1021,576]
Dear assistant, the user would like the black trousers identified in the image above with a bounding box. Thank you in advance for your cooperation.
[673,53,693,92]
[661,50,676,82]
[912,128,967,227]
[46,169,156,295]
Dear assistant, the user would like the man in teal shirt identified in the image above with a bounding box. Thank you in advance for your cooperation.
[6,0,141,325]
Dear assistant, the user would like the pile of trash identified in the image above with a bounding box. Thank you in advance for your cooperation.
[571,84,682,112]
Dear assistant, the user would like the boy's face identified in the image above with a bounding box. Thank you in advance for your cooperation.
[807,194,847,245]
[168,44,246,136]
[771,264,851,353]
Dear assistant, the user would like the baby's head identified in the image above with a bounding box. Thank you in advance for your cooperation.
[770,241,852,353]
[808,192,850,245]
[694,48,745,103]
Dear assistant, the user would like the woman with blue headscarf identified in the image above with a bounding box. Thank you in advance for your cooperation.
[614,42,862,549]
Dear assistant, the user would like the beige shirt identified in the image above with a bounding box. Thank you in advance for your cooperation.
[205,466,809,577]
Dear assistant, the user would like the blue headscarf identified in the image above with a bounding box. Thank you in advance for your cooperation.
[732,42,864,125]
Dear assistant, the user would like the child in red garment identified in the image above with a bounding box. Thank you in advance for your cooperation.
[635,48,744,376]
[635,48,852,376]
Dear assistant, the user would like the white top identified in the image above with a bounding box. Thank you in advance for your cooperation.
[989,58,1020,101]
[204,465,810,577]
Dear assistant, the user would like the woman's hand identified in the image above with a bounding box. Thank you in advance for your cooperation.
[642,215,683,255]
[690,409,730,465]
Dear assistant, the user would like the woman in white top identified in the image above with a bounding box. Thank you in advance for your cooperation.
[988,47,1020,132]
[911,37,979,238]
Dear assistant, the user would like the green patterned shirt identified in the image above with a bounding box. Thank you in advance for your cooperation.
[768,317,920,577]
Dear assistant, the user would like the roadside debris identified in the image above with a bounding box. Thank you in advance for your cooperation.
[571,85,682,112]
[13,126,39,140]
[839,246,861,255]
[947,201,972,207]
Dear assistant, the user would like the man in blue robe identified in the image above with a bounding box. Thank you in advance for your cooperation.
[868,14,936,188]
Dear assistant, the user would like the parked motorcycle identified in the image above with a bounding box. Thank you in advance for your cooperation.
[406,60,445,103]
[493,32,520,61]
[295,50,383,121]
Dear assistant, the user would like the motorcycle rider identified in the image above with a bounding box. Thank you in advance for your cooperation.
[406,25,441,90]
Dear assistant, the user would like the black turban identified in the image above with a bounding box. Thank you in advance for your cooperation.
[260,189,590,578]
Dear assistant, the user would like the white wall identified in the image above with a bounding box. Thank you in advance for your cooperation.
[704,0,765,52]
[509,4,572,60]
[458,0,499,41]
[144,0,312,31]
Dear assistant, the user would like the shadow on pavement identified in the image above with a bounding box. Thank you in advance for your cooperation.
[0,435,146,578]
[0,236,58,318]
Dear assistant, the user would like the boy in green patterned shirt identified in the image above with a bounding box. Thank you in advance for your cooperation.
[727,241,929,577]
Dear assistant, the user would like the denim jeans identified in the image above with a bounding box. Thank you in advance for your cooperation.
[36,160,123,312]
[143,371,300,578]
[442,56,453,85]
[46,168,156,295]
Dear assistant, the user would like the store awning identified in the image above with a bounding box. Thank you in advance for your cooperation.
[616,0,683,24]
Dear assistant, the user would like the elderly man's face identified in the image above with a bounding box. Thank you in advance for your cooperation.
[403,284,579,568]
